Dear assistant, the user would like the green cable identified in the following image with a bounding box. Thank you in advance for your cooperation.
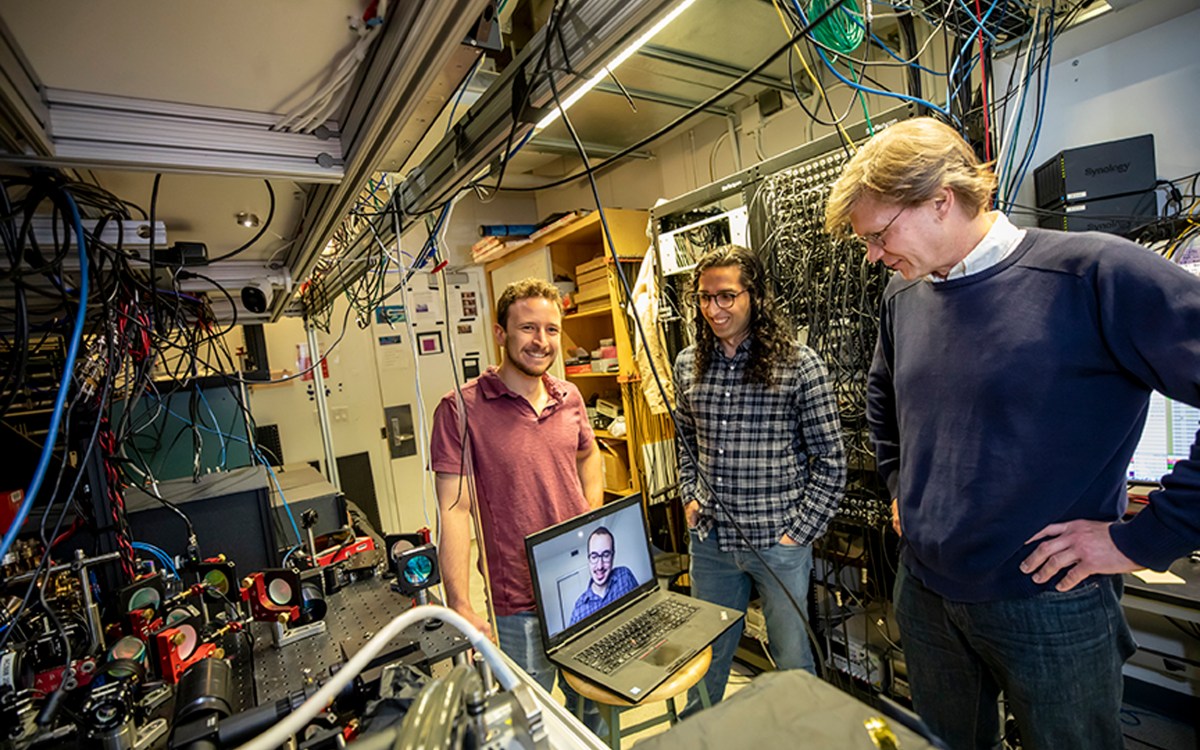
[807,0,865,54]
[848,61,874,135]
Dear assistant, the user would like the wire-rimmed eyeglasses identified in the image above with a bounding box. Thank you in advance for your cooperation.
[859,205,908,249]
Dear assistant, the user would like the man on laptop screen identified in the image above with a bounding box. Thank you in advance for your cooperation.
[569,527,639,626]
[526,494,742,703]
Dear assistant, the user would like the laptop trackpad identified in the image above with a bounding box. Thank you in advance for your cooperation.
[641,642,693,669]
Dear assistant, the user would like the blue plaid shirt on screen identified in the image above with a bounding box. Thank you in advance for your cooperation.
[568,566,639,625]
[674,338,846,551]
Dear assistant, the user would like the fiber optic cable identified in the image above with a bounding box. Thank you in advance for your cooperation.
[0,190,90,563]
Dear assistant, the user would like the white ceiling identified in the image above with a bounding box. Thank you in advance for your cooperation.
[0,0,367,113]
[0,0,497,321]
[0,0,374,273]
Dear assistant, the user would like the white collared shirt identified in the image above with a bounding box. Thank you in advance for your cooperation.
[929,211,1027,283]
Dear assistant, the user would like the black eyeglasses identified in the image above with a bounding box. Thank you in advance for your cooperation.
[692,290,748,310]
[859,205,908,248]
[588,550,613,563]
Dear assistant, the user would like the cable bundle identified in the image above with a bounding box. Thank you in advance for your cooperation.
[806,0,866,54]
[752,152,890,526]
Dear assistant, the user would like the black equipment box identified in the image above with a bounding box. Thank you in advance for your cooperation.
[270,464,348,540]
[1036,189,1157,235]
[1034,134,1156,208]
[125,466,279,572]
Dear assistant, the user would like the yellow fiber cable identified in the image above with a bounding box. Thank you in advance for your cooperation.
[772,0,857,151]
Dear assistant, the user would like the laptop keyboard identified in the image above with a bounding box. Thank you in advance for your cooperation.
[574,599,699,674]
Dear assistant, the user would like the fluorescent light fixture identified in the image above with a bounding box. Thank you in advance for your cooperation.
[534,0,698,132]
[1072,0,1112,24]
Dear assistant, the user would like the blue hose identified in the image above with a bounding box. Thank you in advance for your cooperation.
[0,190,90,562]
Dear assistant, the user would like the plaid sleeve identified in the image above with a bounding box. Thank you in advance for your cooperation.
[673,348,700,503]
[785,349,846,545]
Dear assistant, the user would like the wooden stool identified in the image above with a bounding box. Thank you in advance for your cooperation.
[562,646,713,749]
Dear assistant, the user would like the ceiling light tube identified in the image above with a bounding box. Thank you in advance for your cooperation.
[534,0,698,132]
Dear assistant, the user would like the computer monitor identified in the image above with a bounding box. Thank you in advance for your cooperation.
[1128,391,1200,484]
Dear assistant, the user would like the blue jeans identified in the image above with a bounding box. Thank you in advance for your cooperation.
[684,528,816,714]
[495,613,606,735]
[893,564,1136,750]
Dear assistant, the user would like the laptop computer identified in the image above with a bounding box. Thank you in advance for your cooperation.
[525,493,742,702]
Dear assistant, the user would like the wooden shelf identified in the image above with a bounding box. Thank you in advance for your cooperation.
[566,371,618,379]
[564,305,612,320]
[595,429,626,441]
[604,486,636,496]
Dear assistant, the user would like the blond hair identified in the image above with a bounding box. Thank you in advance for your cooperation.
[824,117,997,236]
[496,278,561,327]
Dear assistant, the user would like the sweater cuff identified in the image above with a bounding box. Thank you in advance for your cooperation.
[1109,513,1194,572]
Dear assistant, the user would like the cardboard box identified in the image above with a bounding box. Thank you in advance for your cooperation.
[599,441,631,492]
[576,298,611,314]
[590,358,619,373]
[574,281,609,304]
[596,398,622,418]
[576,266,607,287]
[575,255,607,276]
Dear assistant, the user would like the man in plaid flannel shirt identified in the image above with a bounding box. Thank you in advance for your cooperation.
[674,245,846,713]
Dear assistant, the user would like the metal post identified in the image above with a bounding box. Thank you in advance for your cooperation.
[75,549,105,651]
[238,373,256,454]
[306,324,341,492]
[306,525,318,559]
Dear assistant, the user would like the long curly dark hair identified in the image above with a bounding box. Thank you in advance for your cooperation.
[691,245,796,388]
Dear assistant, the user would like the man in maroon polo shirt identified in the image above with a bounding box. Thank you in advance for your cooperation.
[430,277,603,718]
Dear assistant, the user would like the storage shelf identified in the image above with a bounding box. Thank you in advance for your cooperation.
[604,486,636,496]
[595,430,626,441]
[566,371,618,379]
[564,305,612,320]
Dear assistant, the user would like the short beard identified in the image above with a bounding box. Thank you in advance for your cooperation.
[506,350,551,378]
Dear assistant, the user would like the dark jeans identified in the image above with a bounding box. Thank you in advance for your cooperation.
[893,563,1136,750]
[495,612,606,736]
[683,528,816,715]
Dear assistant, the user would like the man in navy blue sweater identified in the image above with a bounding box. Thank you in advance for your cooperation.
[824,118,1200,750]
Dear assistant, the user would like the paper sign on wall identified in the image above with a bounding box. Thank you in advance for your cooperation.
[375,305,406,325]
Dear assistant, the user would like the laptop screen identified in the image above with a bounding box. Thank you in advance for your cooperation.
[526,494,657,647]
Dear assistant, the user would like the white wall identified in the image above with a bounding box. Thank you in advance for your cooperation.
[247,301,398,533]
[998,7,1200,221]
[248,264,494,537]
[533,151,668,219]
[440,192,540,267]
[367,265,495,532]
